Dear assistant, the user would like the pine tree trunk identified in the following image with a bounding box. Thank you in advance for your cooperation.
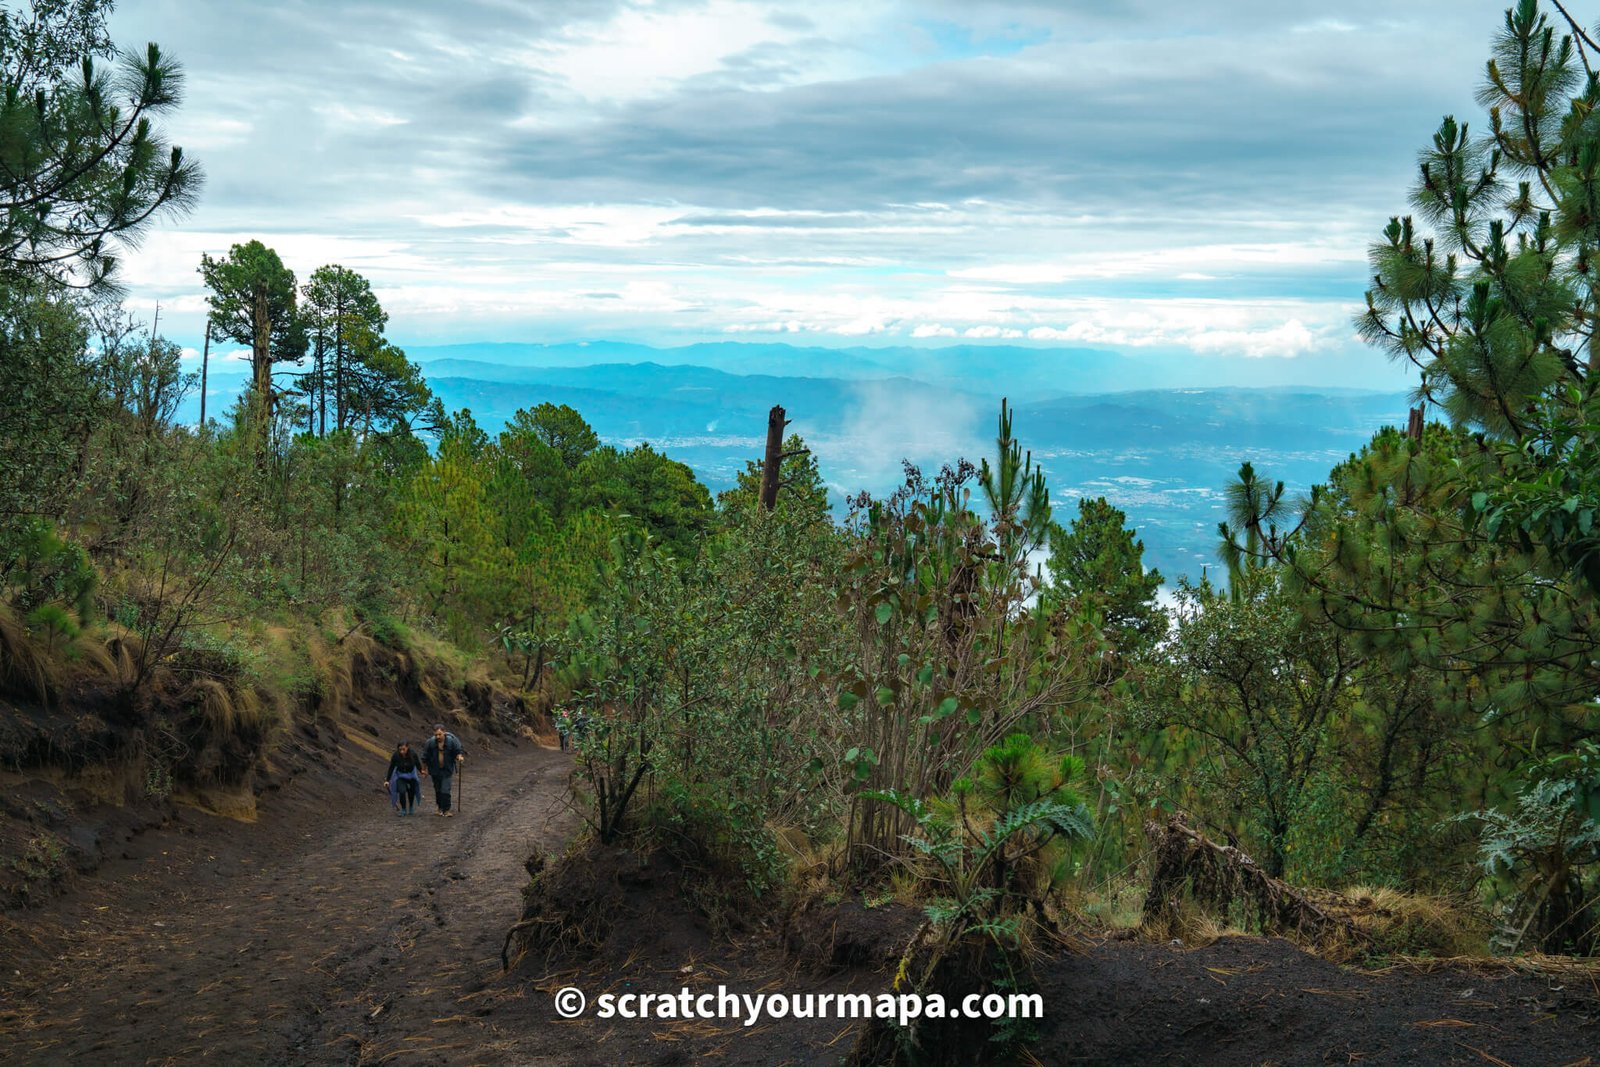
[335,294,346,433]
[252,287,271,421]
[317,334,326,437]
[199,325,210,428]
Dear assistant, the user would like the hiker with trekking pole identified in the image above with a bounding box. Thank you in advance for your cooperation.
[421,724,465,817]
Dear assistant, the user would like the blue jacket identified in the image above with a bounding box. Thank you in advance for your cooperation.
[422,732,464,777]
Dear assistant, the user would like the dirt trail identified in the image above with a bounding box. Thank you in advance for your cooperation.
[7,736,1598,1066]
[3,743,580,1067]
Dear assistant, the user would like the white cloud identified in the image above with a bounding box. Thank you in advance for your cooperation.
[1187,318,1318,358]
[829,379,985,478]
[168,115,253,150]
[534,1,814,103]
[837,317,897,336]
[948,239,1367,287]
[1291,18,1360,33]
[1033,309,1326,358]
[315,102,409,128]
[101,0,1502,375]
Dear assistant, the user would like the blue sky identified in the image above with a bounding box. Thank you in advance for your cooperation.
[107,0,1514,387]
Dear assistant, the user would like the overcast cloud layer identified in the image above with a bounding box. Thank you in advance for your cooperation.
[108,0,1511,381]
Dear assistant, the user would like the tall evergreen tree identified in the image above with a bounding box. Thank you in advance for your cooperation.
[341,337,432,438]
[498,413,577,523]
[197,241,305,426]
[1354,0,1600,593]
[394,408,506,641]
[978,398,1051,572]
[575,444,713,562]
[300,264,386,435]
[0,0,201,290]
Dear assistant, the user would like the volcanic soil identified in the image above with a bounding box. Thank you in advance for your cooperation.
[3,722,1598,1066]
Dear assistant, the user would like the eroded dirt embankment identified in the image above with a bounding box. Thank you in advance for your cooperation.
[0,629,536,910]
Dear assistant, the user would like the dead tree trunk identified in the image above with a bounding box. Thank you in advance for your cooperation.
[759,404,788,511]
[1406,405,1424,442]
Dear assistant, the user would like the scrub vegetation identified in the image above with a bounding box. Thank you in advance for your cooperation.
[4,1,1600,1064]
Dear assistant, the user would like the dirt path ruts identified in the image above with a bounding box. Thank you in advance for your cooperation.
[5,745,578,1067]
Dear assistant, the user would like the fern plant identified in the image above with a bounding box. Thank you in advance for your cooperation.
[1459,741,1600,954]
[866,733,1094,945]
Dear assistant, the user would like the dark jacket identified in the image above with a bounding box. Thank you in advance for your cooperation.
[387,749,422,778]
[422,733,464,777]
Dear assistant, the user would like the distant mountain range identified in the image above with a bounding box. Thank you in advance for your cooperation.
[407,339,1413,395]
[179,341,1414,582]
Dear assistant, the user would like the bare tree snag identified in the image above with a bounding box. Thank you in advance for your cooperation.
[760,404,789,511]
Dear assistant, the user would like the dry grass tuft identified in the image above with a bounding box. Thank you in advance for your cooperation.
[1319,885,1491,959]
[0,603,59,700]
[1366,951,1600,980]
[175,783,258,822]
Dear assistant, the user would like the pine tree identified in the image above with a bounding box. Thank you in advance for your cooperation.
[978,399,1052,572]
[505,402,599,470]
[1045,497,1164,651]
[394,408,507,641]
[299,265,387,435]
[574,444,713,562]
[0,0,201,290]
[1355,0,1600,593]
[198,241,305,428]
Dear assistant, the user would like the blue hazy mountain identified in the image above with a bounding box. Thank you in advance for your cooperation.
[407,340,1412,394]
[179,342,1411,581]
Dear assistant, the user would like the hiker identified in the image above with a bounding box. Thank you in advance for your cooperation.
[555,708,573,751]
[384,740,423,816]
[421,724,465,817]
